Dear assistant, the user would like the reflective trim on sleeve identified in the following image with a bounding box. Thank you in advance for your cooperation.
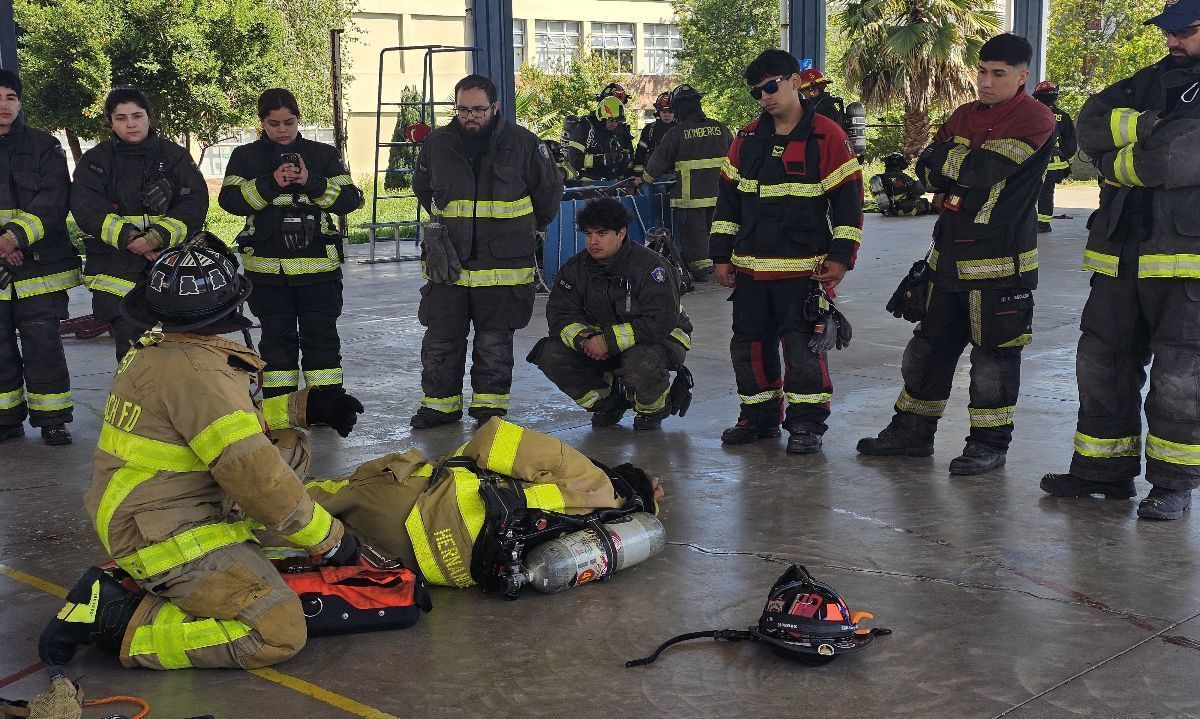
[670,327,692,350]
[560,322,597,349]
[100,214,129,247]
[262,395,290,430]
[315,174,355,209]
[84,274,138,297]
[1111,144,1141,187]
[832,226,862,244]
[523,483,566,512]
[974,179,1006,224]
[942,144,970,181]
[262,369,301,389]
[283,504,335,548]
[710,221,740,236]
[1074,431,1140,459]
[820,158,862,191]
[720,157,741,181]
[1109,109,1141,148]
[1083,249,1119,277]
[223,175,269,211]
[980,138,1035,164]
[188,410,264,465]
[0,209,45,245]
[150,215,188,246]
[611,323,636,352]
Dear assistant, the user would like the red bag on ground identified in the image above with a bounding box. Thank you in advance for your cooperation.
[281,562,432,637]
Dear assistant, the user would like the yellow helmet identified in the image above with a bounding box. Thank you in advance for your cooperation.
[595,95,626,122]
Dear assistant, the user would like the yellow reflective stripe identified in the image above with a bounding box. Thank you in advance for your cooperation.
[634,387,669,413]
[671,197,718,208]
[969,290,983,345]
[1083,249,1119,277]
[95,465,158,554]
[720,157,741,181]
[676,157,724,170]
[116,521,257,580]
[956,249,1037,280]
[998,333,1032,348]
[3,209,44,245]
[1112,144,1141,187]
[315,174,353,209]
[670,327,692,350]
[441,196,533,219]
[421,395,463,412]
[27,391,72,412]
[445,267,535,287]
[1074,432,1140,459]
[230,175,269,211]
[189,410,263,465]
[739,389,783,405]
[13,269,83,298]
[523,483,566,512]
[611,323,636,352]
[262,369,300,388]
[1047,159,1070,171]
[576,389,601,409]
[928,248,939,271]
[786,392,832,404]
[758,181,825,198]
[284,504,335,548]
[711,221,740,236]
[832,226,862,244]
[472,393,509,410]
[1110,109,1140,148]
[689,259,714,270]
[973,179,1006,224]
[0,387,23,410]
[404,508,447,586]
[303,368,343,387]
[261,395,290,430]
[895,388,946,417]
[305,477,350,495]
[980,138,1035,165]
[148,215,187,246]
[567,140,586,153]
[98,422,206,472]
[943,144,970,180]
[820,158,861,191]
[242,245,340,276]
[100,214,129,247]
[731,253,825,273]
[1138,254,1200,278]
[1037,213,1054,223]
[57,580,100,623]
[454,468,486,545]
[129,603,253,670]
[485,419,524,475]
[84,273,137,297]
[1146,434,1200,466]
[968,405,1015,428]
[560,322,597,348]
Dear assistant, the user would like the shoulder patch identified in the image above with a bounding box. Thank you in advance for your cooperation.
[650,266,667,284]
[539,143,551,161]
[557,276,573,291]
[53,144,66,158]
[87,163,104,176]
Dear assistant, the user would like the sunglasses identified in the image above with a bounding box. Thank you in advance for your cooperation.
[1163,22,1200,40]
[750,76,789,100]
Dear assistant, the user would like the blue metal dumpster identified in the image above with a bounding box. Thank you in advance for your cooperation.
[541,180,674,284]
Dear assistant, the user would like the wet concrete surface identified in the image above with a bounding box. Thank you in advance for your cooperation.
[4,186,1200,718]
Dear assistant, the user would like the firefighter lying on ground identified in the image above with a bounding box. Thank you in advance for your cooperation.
[869,153,933,217]
[529,197,694,431]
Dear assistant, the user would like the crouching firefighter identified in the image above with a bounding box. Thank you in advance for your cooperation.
[274,416,663,598]
[529,197,693,430]
[869,153,932,217]
[39,238,367,672]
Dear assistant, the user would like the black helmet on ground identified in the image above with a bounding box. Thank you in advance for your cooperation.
[120,232,253,334]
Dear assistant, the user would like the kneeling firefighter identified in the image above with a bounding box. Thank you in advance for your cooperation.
[530,197,694,430]
[39,237,366,673]
[869,153,932,217]
[265,416,664,598]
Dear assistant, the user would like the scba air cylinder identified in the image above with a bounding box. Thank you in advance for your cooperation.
[525,513,665,594]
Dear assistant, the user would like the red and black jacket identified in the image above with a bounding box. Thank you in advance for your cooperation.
[709,104,863,279]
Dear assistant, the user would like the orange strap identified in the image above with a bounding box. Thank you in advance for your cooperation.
[84,695,150,719]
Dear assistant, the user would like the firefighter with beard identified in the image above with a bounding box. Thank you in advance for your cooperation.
[411,74,564,428]
[641,84,733,281]
[632,92,677,177]
[1040,0,1200,519]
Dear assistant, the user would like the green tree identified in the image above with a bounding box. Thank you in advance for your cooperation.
[836,0,1001,156]
[269,0,360,127]
[1046,0,1164,118]
[673,0,780,130]
[515,53,621,140]
[15,0,111,161]
[383,85,422,192]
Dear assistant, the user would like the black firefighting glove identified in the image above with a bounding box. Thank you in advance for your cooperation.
[306,387,364,437]
[668,365,694,417]
[138,177,172,215]
[809,312,838,354]
[420,218,461,284]
[0,257,12,291]
[319,532,361,567]
[886,258,931,323]
[832,307,852,350]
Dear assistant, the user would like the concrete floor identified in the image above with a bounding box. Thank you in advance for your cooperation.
[4,185,1200,719]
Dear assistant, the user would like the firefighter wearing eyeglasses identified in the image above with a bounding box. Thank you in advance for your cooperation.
[1040,0,1200,520]
[410,74,564,429]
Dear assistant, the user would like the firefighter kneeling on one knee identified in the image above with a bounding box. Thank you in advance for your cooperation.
[530,197,693,430]
[39,237,366,672]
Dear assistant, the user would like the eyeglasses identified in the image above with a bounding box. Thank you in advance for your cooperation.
[750,76,788,100]
[1163,22,1200,40]
[454,105,493,118]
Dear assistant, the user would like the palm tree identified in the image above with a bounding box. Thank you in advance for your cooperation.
[836,0,1002,156]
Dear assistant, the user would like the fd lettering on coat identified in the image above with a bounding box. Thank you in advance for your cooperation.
[104,394,142,432]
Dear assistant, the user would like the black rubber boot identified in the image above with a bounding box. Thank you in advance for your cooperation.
[409,408,462,430]
[0,424,23,442]
[856,424,933,457]
[721,420,782,445]
[633,408,668,431]
[1040,473,1136,499]
[469,408,506,426]
[38,566,140,670]
[591,388,631,427]
[786,430,823,455]
[1137,487,1192,520]
[40,424,72,446]
[948,444,1006,476]
[1037,223,1052,233]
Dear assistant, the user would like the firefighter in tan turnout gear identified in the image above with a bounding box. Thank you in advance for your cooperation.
[38,238,365,672]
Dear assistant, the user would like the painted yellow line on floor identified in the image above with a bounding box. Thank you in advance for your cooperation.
[0,564,68,598]
[249,668,400,719]
[0,564,398,719]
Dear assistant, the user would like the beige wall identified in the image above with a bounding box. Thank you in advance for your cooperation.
[345,0,677,180]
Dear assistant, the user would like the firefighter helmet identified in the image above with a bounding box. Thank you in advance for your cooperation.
[883,152,910,172]
[799,68,833,90]
[669,84,704,119]
[753,564,883,665]
[121,233,252,333]
[1033,80,1059,104]
[653,92,672,116]
[595,95,626,122]
[596,82,629,104]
